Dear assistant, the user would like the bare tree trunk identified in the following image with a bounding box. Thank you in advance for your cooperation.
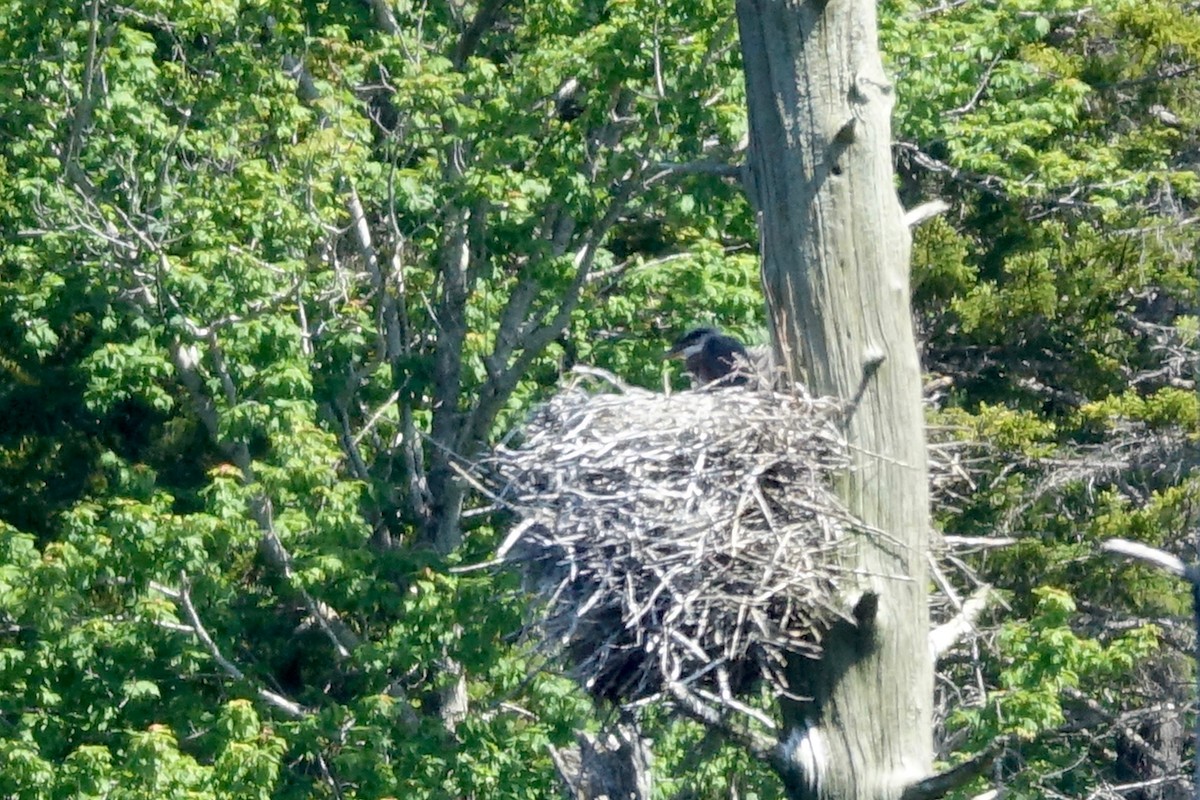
[735,1,933,798]
[550,723,654,800]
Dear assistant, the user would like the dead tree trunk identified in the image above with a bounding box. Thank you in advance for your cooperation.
[735,1,934,798]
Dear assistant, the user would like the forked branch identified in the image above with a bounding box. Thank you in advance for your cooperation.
[152,576,307,719]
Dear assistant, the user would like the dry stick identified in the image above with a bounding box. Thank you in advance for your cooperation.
[1100,537,1200,800]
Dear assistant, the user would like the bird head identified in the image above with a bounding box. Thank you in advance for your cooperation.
[665,327,751,387]
[664,327,721,361]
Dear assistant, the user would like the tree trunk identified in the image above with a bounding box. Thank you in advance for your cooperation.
[735,1,933,799]
[550,723,653,800]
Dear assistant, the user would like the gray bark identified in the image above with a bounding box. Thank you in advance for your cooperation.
[735,0,933,798]
[550,724,653,800]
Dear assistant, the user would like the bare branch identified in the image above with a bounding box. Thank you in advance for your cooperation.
[930,585,996,660]
[649,160,743,181]
[901,736,1013,800]
[665,682,780,766]
[152,577,308,719]
[945,53,1004,118]
[1100,538,1195,581]
[904,200,951,229]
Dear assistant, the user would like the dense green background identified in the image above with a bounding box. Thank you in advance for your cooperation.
[1,0,1198,797]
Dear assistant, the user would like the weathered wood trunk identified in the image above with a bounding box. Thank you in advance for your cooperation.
[735,1,933,799]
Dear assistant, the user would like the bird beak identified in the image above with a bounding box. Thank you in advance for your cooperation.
[664,346,683,360]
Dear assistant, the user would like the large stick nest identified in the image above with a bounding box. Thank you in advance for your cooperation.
[488,371,858,705]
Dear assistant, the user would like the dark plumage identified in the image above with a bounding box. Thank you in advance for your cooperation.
[665,327,750,386]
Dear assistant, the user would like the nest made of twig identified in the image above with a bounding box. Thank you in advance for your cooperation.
[487,370,858,705]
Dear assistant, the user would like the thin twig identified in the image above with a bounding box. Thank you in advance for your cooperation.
[153,576,308,719]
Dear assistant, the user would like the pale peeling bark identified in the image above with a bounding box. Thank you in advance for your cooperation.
[735,1,933,799]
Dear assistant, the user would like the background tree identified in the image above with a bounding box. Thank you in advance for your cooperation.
[888,0,1200,797]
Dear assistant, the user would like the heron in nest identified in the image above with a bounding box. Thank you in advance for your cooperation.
[666,327,752,387]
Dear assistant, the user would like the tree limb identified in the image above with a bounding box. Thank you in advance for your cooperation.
[425,204,474,552]
[665,681,780,767]
[151,577,308,719]
[649,160,743,181]
[361,0,399,35]
[1061,686,1173,772]
[154,576,350,798]
[896,142,1007,200]
[900,736,1012,800]
[458,175,640,454]
[930,585,996,660]
[904,199,951,229]
[453,0,512,67]
[1099,538,1195,580]
[64,0,114,167]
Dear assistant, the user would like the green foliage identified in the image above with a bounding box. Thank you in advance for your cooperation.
[957,588,1158,739]
[945,589,1161,798]
[890,0,1200,794]
[651,715,786,800]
